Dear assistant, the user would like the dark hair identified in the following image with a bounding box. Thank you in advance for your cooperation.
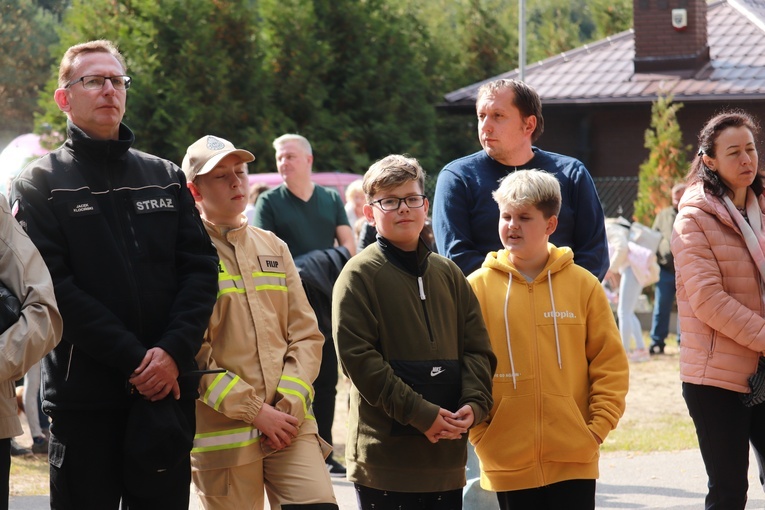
[477,79,545,142]
[688,110,762,197]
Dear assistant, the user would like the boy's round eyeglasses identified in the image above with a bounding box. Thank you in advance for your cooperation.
[370,194,426,211]
[65,75,132,90]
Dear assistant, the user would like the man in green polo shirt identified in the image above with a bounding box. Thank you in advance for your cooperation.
[253,134,355,477]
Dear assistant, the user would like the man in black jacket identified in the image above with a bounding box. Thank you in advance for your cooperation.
[11,40,218,510]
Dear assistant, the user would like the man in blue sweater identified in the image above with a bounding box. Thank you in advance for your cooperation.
[433,78,609,510]
[433,79,608,280]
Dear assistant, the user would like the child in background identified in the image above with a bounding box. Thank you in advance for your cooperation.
[182,135,337,510]
[467,169,629,510]
[332,154,496,509]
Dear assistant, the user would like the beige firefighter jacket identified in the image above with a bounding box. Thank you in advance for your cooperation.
[0,193,62,439]
[192,217,324,471]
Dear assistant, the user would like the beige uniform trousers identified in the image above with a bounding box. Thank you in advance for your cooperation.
[193,433,337,510]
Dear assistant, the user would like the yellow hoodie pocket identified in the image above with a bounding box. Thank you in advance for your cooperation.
[540,394,599,464]
[473,393,535,472]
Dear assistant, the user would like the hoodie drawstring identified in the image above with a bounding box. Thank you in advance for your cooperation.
[547,270,563,369]
[503,275,518,389]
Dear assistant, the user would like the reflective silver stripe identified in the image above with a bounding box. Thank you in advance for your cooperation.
[192,426,261,453]
[218,271,286,297]
[202,371,240,411]
[218,277,245,296]
[217,261,243,298]
[252,272,287,291]
[277,375,315,419]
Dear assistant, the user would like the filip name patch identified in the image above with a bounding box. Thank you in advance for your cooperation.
[258,256,284,272]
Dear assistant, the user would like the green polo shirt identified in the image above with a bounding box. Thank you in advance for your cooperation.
[253,183,349,257]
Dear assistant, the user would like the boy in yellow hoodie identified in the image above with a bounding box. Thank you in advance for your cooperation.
[182,135,337,510]
[467,169,629,510]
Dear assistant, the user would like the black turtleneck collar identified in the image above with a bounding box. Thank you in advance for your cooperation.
[66,120,135,162]
[375,235,431,276]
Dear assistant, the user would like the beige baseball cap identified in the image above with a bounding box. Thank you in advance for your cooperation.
[182,135,255,181]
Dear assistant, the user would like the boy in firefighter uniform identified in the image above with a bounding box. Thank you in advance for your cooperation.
[183,135,337,510]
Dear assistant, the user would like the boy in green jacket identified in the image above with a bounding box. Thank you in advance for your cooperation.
[332,154,496,509]
[467,169,629,510]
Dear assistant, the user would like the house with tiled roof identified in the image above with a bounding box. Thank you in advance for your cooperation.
[441,0,765,215]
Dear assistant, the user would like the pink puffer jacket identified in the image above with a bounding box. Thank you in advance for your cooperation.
[672,181,765,393]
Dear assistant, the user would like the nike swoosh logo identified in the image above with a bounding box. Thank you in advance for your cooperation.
[431,368,445,377]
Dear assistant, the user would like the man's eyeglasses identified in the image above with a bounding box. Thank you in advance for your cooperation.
[65,75,132,90]
[370,194,426,211]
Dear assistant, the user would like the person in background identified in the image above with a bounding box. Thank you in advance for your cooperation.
[673,110,765,509]
[254,133,355,476]
[245,182,270,225]
[0,193,62,510]
[649,183,686,355]
[333,154,495,509]
[182,135,337,510]
[605,217,651,363]
[345,179,365,228]
[468,169,628,510]
[21,362,47,454]
[12,39,218,509]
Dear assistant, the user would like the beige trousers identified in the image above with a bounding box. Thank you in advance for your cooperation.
[193,434,337,510]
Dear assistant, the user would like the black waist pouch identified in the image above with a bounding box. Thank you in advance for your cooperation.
[388,359,461,436]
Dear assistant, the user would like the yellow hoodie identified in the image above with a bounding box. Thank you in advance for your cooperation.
[467,244,628,492]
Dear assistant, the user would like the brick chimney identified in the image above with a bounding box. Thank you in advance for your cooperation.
[633,0,710,73]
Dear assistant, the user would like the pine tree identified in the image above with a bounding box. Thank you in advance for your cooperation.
[35,0,265,165]
[633,94,690,225]
[1,0,59,137]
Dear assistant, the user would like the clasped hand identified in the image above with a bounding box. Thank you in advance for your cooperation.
[424,404,475,443]
[252,403,299,451]
[128,347,180,401]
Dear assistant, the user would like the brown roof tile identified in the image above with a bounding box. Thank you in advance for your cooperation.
[444,0,765,106]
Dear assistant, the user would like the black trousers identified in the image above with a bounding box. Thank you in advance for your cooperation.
[314,336,338,461]
[496,479,596,510]
[355,484,462,510]
[683,382,765,509]
[48,405,193,510]
[0,438,9,510]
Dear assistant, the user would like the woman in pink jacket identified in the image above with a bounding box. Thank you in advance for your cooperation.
[672,110,765,509]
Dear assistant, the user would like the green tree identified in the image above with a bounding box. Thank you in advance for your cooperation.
[634,94,690,225]
[1,0,59,137]
[257,0,331,172]
[36,0,265,165]
[460,0,517,81]
[30,0,636,176]
[268,0,438,172]
[527,0,595,60]
[589,0,633,39]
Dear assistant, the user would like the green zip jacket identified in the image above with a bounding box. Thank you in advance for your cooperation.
[332,238,496,492]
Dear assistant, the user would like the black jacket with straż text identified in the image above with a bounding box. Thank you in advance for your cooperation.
[11,121,219,411]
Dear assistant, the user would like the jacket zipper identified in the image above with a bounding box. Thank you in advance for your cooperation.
[417,274,435,347]
[529,281,545,484]
[104,152,144,341]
